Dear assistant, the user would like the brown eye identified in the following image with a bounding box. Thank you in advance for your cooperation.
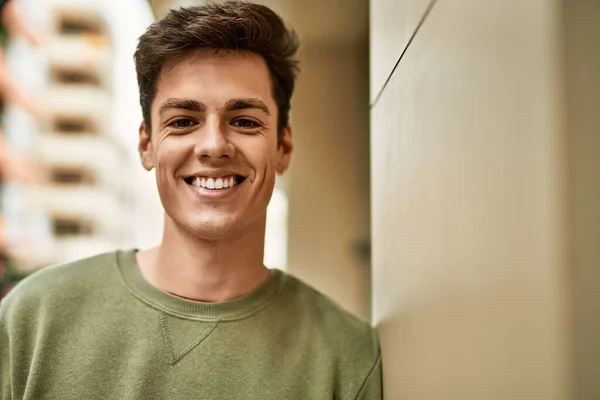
[170,119,196,128]
[231,118,260,129]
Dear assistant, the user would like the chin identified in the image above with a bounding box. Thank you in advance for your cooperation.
[166,206,265,240]
[186,216,245,240]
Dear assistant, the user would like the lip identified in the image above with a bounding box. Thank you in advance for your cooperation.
[181,170,247,180]
[182,177,244,200]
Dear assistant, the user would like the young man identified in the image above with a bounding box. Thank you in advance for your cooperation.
[0,2,382,399]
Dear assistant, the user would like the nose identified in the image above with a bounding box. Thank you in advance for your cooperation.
[193,116,235,160]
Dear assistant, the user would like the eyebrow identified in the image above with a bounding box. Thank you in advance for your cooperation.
[158,97,271,117]
[158,98,206,117]
[224,98,271,116]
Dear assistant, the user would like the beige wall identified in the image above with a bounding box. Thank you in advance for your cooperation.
[371,0,598,398]
[287,43,372,320]
[261,0,372,321]
[564,2,600,399]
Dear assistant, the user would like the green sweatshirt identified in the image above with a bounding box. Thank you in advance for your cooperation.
[0,250,381,399]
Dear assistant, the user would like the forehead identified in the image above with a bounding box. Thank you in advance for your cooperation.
[153,50,275,110]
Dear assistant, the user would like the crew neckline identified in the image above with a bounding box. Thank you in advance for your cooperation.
[116,249,286,321]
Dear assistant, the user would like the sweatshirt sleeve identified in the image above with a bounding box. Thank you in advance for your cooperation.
[354,354,382,400]
[1,314,11,400]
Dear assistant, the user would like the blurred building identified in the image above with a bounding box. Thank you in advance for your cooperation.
[0,0,159,292]
[25,1,126,266]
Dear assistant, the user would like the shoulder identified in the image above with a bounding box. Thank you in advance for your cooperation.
[0,251,120,324]
[278,272,381,397]
[280,272,380,356]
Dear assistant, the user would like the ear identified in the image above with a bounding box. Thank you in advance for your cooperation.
[138,122,155,171]
[276,124,293,174]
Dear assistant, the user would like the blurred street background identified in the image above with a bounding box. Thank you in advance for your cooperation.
[0,0,156,292]
[1,0,599,399]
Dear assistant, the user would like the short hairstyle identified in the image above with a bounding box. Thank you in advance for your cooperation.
[134,1,300,139]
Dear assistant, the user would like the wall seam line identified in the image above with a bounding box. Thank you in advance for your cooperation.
[370,0,438,108]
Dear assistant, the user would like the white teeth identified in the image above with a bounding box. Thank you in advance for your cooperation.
[191,175,241,190]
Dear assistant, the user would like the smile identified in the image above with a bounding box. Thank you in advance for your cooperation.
[183,175,247,191]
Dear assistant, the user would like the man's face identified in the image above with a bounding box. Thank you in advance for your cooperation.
[139,51,293,239]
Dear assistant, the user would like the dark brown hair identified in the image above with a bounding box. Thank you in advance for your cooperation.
[134,1,300,138]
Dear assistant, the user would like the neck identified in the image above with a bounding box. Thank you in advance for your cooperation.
[137,216,270,302]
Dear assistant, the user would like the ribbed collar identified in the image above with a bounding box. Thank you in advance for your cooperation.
[115,249,286,321]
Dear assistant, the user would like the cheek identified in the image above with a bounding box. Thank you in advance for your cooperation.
[252,148,278,182]
[154,140,191,178]
[255,151,279,196]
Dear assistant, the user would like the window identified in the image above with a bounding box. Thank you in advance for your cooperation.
[53,218,93,236]
[53,116,96,134]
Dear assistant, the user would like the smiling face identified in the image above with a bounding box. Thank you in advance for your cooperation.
[139,51,293,240]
